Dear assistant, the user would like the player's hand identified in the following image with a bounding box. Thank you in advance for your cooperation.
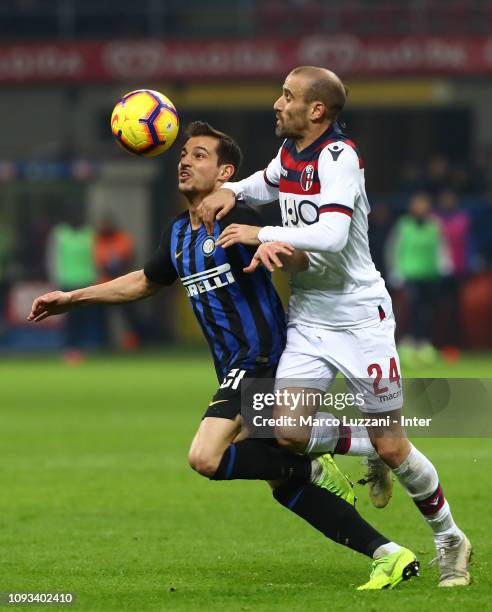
[27,291,73,322]
[243,242,294,273]
[199,188,236,234]
[217,224,261,248]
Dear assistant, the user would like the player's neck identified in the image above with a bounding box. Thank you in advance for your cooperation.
[185,195,203,229]
[294,121,332,153]
[188,206,202,230]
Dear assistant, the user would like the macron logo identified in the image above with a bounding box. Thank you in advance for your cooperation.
[181,263,235,297]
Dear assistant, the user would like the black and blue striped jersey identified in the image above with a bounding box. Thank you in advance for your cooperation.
[144,203,286,381]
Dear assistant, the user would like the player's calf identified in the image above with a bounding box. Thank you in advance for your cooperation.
[371,436,411,469]
[365,412,411,468]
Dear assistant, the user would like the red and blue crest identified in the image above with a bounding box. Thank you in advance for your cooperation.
[300,164,315,191]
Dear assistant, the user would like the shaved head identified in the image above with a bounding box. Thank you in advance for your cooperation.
[289,66,347,120]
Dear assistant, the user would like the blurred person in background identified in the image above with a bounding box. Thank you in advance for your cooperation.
[0,219,15,336]
[368,201,393,281]
[389,192,449,365]
[469,146,492,195]
[21,207,52,281]
[95,216,141,350]
[46,206,98,363]
[396,161,425,195]
[435,189,472,356]
[424,154,451,196]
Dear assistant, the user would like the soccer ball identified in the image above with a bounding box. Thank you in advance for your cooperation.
[110,89,179,157]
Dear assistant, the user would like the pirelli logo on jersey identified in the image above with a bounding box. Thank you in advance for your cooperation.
[181,263,235,297]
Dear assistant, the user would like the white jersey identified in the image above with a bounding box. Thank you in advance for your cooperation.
[223,123,392,330]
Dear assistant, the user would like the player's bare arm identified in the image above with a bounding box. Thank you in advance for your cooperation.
[243,242,309,274]
[27,270,161,323]
[217,223,261,248]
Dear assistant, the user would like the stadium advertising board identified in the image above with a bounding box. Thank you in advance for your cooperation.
[2,35,492,82]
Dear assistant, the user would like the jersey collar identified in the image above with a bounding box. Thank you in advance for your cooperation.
[287,121,345,160]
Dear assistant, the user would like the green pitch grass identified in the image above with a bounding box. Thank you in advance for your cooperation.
[1,351,491,611]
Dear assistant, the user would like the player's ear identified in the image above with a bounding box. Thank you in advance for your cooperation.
[219,163,235,182]
[311,101,326,121]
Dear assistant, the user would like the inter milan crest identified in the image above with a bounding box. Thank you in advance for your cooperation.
[300,164,315,191]
[201,235,216,257]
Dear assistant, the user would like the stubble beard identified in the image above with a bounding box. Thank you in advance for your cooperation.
[275,115,304,140]
[275,124,300,139]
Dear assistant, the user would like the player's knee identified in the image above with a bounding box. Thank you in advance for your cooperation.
[274,428,308,453]
[188,449,220,478]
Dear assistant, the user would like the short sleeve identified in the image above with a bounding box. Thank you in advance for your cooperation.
[143,221,178,286]
[318,142,361,216]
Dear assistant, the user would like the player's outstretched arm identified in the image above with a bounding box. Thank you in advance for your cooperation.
[243,242,309,274]
[27,270,161,323]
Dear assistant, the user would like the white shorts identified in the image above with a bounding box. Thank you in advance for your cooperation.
[275,316,403,413]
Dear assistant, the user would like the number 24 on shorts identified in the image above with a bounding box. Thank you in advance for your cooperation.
[367,357,401,395]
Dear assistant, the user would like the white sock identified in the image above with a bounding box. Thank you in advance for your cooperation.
[305,412,340,454]
[393,445,460,539]
[373,541,401,560]
[427,502,462,543]
[344,425,378,459]
[305,412,377,458]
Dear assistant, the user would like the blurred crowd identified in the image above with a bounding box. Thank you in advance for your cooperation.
[1,151,492,356]
[369,151,492,361]
[0,208,143,360]
[1,0,490,39]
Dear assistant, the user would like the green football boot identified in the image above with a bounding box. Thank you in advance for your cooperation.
[312,454,356,507]
[357,547,420,590]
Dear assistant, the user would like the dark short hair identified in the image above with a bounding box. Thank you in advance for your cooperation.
[184,121,242,178]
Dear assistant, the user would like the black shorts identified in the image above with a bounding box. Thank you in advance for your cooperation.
[203,365,276,421]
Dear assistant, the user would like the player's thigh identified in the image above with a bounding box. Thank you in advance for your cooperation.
[341,319,410,464]
[273,386,332,450]
[190,365,276,468]
[274,325,338,448]
[275,324,336,392]
[321,316,404,415]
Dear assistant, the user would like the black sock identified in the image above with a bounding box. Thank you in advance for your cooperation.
[211,439,311,482]
[273,481,388,558]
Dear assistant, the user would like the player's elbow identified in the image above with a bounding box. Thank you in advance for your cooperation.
[311,238,346,254]
[324,234,348,253]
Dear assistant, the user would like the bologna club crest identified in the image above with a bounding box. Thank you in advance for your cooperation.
[300,164,315,191]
